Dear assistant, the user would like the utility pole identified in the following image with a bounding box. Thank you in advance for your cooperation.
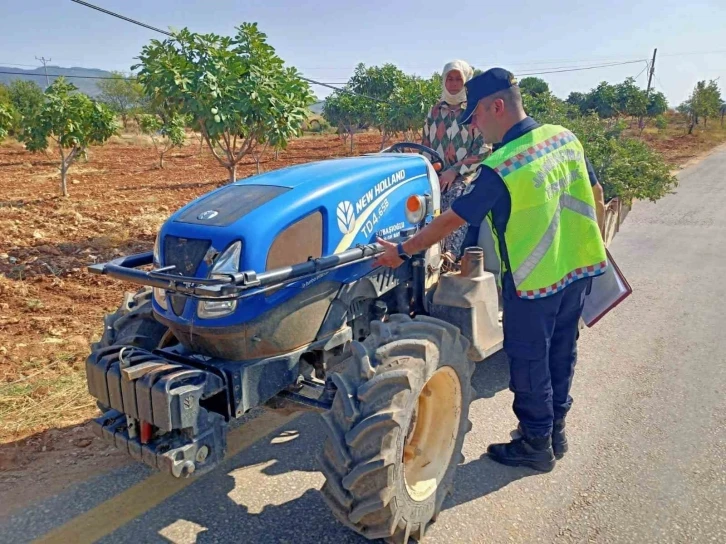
[35,56,52,88]
[639,48,657,131]
[645,48,657,97]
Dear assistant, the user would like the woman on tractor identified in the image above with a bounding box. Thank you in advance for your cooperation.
[422,60,490,266]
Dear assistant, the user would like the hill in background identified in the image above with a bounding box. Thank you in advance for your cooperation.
[0,65,114,96]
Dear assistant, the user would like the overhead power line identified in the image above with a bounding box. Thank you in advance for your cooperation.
[516,59,647,76]
[633,61,650,82]
[70,0,172,36]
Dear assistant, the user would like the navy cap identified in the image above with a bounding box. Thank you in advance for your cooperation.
[459,67,518,125]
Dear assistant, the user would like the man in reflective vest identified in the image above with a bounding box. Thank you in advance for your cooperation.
[375,68,608,472]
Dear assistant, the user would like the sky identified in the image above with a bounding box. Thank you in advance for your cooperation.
[0,0,724,106]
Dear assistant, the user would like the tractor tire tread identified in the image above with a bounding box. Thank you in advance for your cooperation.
[318,314,475,543]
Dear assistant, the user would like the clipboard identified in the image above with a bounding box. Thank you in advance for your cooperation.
[581,249,632,327]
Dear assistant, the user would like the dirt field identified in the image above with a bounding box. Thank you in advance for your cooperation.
[0,123,724,513]
[637,119,726,168]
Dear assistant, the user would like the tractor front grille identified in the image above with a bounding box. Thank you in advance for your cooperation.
[163,236,211,316]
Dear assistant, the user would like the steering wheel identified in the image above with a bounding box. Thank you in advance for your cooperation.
[383,142,445,172]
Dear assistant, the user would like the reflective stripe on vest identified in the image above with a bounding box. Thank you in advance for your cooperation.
[483,124,607,299]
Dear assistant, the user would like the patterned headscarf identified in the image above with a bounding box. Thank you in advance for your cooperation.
[441,60,474,106]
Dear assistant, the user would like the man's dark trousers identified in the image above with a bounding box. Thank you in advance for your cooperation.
[501,275,589,438]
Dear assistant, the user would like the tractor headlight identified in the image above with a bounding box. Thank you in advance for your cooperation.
[152,235,168,311]
[197,241,241,319]
[405,195,427,224]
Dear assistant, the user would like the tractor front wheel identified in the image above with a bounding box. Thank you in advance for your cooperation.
[318,314,475,543]
[93,287,175,351]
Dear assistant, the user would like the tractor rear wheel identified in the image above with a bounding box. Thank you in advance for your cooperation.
[92,287,175,352]
[318,314,475,543]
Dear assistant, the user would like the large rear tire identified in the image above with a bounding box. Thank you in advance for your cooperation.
[92,287,174,351]
[318,314,475,543]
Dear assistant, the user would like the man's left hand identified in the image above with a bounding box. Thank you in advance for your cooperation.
[373,238,404,268]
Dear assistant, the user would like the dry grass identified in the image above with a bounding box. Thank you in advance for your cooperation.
[108,133,155,147]
[0,354,94,438]
[0,274,100,442]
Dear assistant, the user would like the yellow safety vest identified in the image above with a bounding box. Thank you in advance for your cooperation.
[482,124,607,299]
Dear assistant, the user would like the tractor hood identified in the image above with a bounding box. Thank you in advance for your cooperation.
[172,155,434,228]
[153,153,439,325]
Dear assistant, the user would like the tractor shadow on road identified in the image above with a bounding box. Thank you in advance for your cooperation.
[471,350,510,399]
[440,350,538,513]
[115,413,372,544]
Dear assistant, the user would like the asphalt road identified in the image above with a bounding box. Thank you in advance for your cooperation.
[3,146,725,544]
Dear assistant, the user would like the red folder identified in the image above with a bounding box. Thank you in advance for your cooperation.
[581,249,632,327]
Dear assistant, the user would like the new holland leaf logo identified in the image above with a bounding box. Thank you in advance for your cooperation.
[336,201,356,234]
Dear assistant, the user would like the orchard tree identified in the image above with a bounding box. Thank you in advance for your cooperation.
[646,91,668,117]
[615,77,647,121]
[566,91,588,114]
[519,77,550,97]
[324,90,365,153]
[587,82,619,118]
[0,102,14,141]
[679,80,723,133]
[8,80,44,121]
[134,23,313,184]
[138,113,187,168]
[96,72,145,129]
[380,74,439,142]
[347,63,406,148]
[21,78,117,196]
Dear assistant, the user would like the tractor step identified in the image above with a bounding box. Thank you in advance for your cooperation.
[86,345,228,477]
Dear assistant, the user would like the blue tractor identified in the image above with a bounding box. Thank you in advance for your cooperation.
[87,143,503,543]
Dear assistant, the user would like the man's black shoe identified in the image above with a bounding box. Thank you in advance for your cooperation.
[553,419,568,460]
[487,435,556,472]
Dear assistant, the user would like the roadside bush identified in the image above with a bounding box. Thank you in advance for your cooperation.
[655,115,668,130]
[0,102,14,141]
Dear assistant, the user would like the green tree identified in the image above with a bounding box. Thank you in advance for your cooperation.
[566,91,588,114]
[8,80,45,120]
[646,91,668,117]
[0,102,15,141]
[586,82,618,118]
[518,77,567,118]
[323,90,365,153]
[96,72,145,129]
[519,77,550,97]
[380,74,440,142]
[138,112,187,168]
[679,80,723,133]
[20,78,117,196]
[615,77,647,120]
[701,80,722,127]
[134,23,312,183]
[348,63,407,148]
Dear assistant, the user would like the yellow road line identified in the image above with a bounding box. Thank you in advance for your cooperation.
[34,410,301,544]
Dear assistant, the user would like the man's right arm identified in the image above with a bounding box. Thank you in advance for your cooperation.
[449,167,506,226]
